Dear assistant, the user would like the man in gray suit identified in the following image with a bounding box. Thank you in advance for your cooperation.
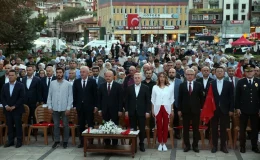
[168,68,182,139]
[91,66,106,88]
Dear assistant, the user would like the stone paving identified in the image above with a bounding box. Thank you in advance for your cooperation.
[0,136,259,160]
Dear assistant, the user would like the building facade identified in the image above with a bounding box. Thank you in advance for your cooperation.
[98,0,189,43]
[222,0,250,39]
[250,0,260,33]
[188,0,223,41]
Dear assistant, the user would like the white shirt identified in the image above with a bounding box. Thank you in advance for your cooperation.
[46,76,53,86]
[26,76,33,89]
[151,85,174,116]
[68,79,74,86]
[217,79,224,95]
[81,78,88,88]
[135,84,141,97]
[229,77,235,86]
[247,78,254,84]
[93,76,99,84]
[107,81,113,90]
[203,78,209,89]
[169,79,175,94]
[9,81,16,97]
[187,81,194,91]
[5,75,9,83]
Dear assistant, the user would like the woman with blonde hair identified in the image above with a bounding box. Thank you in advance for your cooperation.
[151,72,174,151]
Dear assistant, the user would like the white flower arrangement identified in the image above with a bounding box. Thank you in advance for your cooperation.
[99,120,121,134]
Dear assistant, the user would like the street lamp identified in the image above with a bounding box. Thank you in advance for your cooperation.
[138,16,141,43]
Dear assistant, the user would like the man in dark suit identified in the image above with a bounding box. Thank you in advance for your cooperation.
[178,68,204,153]
[224,67,239,93]
[235,64,260,153]
[168,68,182,139]
[98,70,123,145]
[22,65,42,125]
[125,73,150,152]
[85,52,96,68]
[211,66,234,153]
[91,66,106,88]
[1,70,25,148]
[196,66,213,139]
[0,64,12,93]
[73,66,98,148]
[41,66,56,104]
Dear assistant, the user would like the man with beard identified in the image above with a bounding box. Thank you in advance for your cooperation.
[97,58,107,78]
[168,68,182,139]
[48,68,73,149]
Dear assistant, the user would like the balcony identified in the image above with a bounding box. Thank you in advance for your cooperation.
[208,0,219,5]
[252,0,260,6]
[189,9,222,14]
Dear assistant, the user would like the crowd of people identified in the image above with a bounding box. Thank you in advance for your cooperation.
[0,41,259,155]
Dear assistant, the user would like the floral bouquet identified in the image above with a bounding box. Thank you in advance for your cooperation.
[99,120,122,134]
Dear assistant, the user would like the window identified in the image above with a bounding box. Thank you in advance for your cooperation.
[209,15,214,20]
[135,8,137,13]
[121,8,123,13]
[117,21,119,25]
[157,8,160,13]
[180,20,182,26]
[176,20,178,25]
[166,20,168,25]
[163,8,166,13]
[149,20,151,26]
[149,8,151,13]
[113,8,115,13]
[185,7,187,13]
[130,8,132,13]
[166,8,169,13]
[117,8,119,13]
[226,4,230,9]
[171,20,173,25]
[234,4,238,9]
[192,15,197,20]
[241,15,246,20]
[180,8,182,13]
[215,15,219,20]
[144,8,146,13]
[226,15,230,20]
[144,20,146,26]
[171,8,174,13]
[233,14,238,20]
[199,15,203,20]
[152,8,155,13]
[210,5,218,9]
[242,4,246,9]
[125,9,127,13]
[162,20,164,25]
[185,20,187,26]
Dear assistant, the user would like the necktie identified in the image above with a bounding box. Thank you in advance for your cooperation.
[83,80,86,89]
[189,82,192,95]
[95,77,98,84]
[249,79,252,85]
[48,78,51,88]
[108,83,111,95]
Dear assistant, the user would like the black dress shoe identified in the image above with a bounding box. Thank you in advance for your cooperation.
[174,135,181,140]
[77,144,83,148]
[240,147,246,153]
[52,142,60,149]
[211,147,217,153]
[139,146,145,152]
[4,143,14,148]
[184,147,191,152]
[193,147,199,153]
[63,142,68,149]
[220,147,228,153]
[15,143,22,148]
[252,148,260,153]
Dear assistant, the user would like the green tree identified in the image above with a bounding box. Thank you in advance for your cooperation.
[29,13,48,32]
[56,7,86,22]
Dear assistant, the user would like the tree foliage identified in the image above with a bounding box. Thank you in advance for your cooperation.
[0,0,38,54]
[56,7,86,22]
[29,14,48,32]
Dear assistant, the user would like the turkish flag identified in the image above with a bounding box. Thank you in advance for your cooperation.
[234,62,243,78]
[200,84,216,124]
[127,14,139,27]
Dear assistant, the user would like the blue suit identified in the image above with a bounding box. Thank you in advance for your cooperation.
[173,78,182,136]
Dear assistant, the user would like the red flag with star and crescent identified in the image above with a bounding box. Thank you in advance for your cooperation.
[127,14,139,27]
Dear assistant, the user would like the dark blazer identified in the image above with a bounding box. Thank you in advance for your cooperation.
[173,78,182,108]
[125,84,150,116]
[1,82,25,115]
[0,75,7,95]
[196,77,214,102]
[211,80,234,114]
[41,76,56,103]
[73,78,97,112]
[98,81,123,116]
[22,76,42,104]
[178,81,204,114]
[90,76,106,88]
[235,78,260,114]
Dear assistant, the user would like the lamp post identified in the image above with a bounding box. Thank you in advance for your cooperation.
[138,16,141,43]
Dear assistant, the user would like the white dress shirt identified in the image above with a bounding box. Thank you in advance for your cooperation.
[169,79,175,93]
[151,85,174,116]
[187,81,194,91]
[5,75,9,83]
[9,81,16,96]
[93,76,99,84]
[217,79,224,95]
[247,78,254,84]
[107,81,113,90]
[135,83,141,97]
[203,78,209,89]
[46,76,53,86]
[81,78,88,88]
[26,76,33,89]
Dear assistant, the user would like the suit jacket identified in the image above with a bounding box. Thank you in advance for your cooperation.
[212,80,234,114]
[173,78,182,108]
[73,78,97,112]
[22,76,42,104]
[235,78,260,114]
[196,77,214,102]
[1,82,25,115]
[224,76,239,95]
[90,76,106,88]
[125,84,151,116]
[0,75,7,98]
[178,81,204,114]
[41,76,56,103]
[98,81,123,117]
